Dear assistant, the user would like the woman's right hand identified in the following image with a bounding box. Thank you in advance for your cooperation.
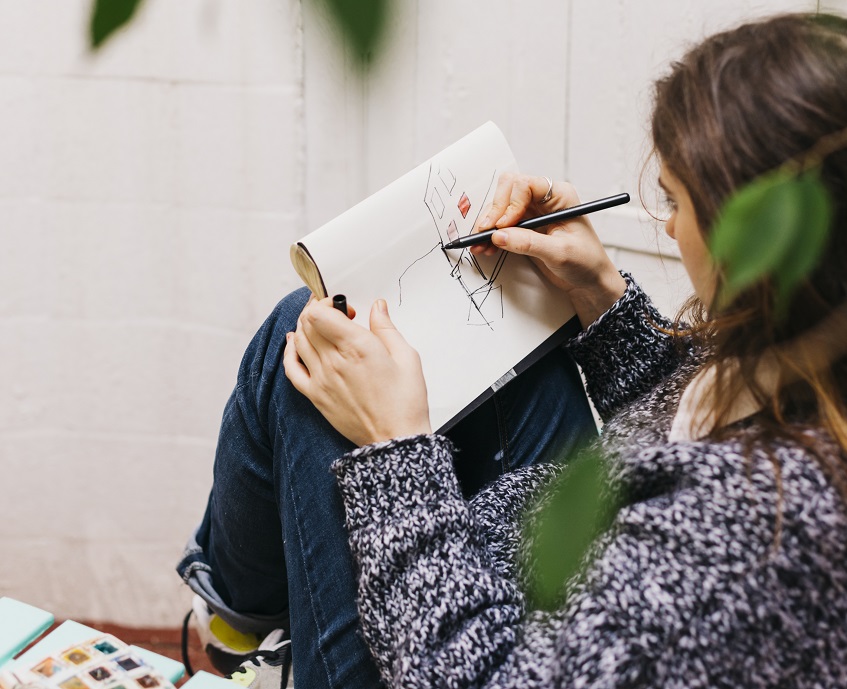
[471,173,627,327]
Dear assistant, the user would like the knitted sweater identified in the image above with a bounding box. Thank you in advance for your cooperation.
[331,276,847,688]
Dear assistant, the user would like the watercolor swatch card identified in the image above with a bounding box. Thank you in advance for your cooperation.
[0,636,175,689]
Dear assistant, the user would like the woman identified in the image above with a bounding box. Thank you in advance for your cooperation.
[179,12,847,687]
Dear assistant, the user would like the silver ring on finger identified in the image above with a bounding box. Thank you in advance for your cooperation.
[540,176,554,203]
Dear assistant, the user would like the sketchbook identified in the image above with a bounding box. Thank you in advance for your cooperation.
[290,121,579,433]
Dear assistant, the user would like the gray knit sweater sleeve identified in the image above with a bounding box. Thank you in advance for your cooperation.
[333,433,847,688]
[566,272,691,421]
[332,435,538,686]
[333,435,571,688]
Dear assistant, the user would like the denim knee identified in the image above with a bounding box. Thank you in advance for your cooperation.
[265,287,311,340]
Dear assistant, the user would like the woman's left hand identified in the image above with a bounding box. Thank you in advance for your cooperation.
[283,296,432,447]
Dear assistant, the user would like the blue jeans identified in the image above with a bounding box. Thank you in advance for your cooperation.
[176,287,597,689]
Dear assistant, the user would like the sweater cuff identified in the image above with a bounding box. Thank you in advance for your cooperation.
[566,271,645,349]
[331,434,462,530]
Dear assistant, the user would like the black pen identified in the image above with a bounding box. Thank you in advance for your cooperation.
[442,192,630,250]
[332,294,348,315]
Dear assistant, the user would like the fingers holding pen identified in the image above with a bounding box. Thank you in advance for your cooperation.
[284,296,431,446]
[283,329,311,394]
[487,173,532,229]
[471,173,525,256]
[470,174,580,256]
[479,174,569,228]
[285,296,361,395]
[300,298,354,353]
[291,314,322,372]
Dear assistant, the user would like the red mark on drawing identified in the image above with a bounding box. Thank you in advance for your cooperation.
[458,192,471,218]
[447,219,458,242]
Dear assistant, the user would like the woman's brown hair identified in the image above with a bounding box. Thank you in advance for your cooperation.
[650,13,847,499]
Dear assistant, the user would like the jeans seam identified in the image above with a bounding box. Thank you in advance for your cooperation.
[493,391,510,472]
[279,423,339,688]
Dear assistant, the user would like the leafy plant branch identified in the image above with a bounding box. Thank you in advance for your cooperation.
[89,0,389,68]
[710,125,847,313]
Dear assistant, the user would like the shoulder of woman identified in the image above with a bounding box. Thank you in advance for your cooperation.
[611,434,847,560]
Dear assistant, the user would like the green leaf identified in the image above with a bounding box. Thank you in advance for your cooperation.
[710,170,832,311]
[773,173,832,309]
[526,453,618,609]
[317,0,388,64]
[710,171,799,300]
[89,0,145,50]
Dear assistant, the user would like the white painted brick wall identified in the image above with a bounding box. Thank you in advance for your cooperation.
[1,0,843,626]
[0,0,305,627]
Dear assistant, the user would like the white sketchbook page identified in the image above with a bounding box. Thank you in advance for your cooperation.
[299,121,576,432]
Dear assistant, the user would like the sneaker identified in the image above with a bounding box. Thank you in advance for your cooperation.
[225,630,292,689]
[182,595,273,676]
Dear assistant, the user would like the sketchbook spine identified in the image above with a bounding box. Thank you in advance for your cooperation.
[289,242,328,298]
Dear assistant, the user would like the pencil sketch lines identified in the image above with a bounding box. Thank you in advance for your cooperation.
[398,161,507,329]
[398,241,442,306]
